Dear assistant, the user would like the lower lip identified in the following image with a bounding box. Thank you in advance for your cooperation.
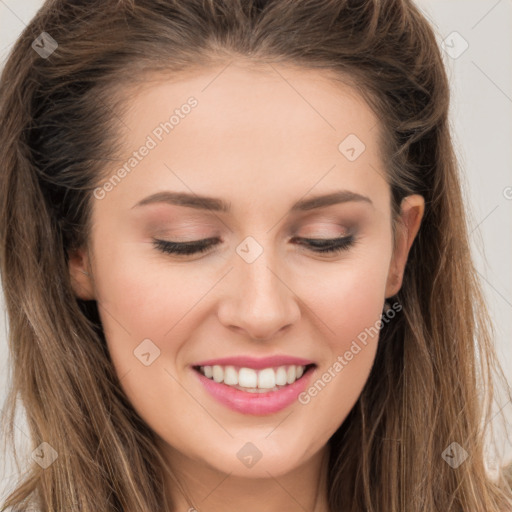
[193,366,316,415]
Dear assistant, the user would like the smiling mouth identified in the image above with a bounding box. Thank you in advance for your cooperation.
[192,363,316,393]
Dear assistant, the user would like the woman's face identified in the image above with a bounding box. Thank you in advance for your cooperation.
[70,62,423,479]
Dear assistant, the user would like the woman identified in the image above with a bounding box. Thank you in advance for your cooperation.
[1,0,511,510]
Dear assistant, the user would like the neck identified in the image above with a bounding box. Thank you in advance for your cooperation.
[159,442,331,512]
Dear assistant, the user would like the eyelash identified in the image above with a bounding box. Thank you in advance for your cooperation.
[152,235,356,257]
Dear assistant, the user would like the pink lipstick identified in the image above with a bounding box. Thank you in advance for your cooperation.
[191,355,316,415]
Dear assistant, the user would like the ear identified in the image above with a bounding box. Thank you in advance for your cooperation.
[68,246,96,300]
[385,194,425,298]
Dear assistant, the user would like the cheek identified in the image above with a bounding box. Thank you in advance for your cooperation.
[90,249,208,427]
[94,231,392,375]
[91,229,392,447]
[298,245,391,351]
[90,243,201,370]
[291,247,391,421]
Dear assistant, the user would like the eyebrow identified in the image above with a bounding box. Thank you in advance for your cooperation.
[131,189,373,213]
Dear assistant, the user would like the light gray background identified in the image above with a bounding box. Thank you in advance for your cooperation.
[1,0,511,498]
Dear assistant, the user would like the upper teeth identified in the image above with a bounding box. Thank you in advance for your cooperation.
[200,364,306,390]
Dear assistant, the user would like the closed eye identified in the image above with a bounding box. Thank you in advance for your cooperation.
[152,235,356,257]
[291,235,355,254]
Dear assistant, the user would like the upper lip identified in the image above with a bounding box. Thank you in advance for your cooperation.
[192,355,315,370]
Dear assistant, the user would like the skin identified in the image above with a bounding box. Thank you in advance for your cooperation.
[69,61,424,512]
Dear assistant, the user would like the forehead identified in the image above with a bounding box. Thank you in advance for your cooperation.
[120,62,379,142]
[96,62,389,216]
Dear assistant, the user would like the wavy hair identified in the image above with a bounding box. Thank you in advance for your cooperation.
[1,0,511,510]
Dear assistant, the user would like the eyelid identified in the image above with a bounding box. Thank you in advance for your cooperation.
[152,237,219,256]
[152,234,356,257]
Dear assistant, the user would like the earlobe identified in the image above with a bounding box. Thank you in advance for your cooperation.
[68,247,96,300]
[385,194,425,298]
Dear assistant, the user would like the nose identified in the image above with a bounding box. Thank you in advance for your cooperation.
[217,244,301,341]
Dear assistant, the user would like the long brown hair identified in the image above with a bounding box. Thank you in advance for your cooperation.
[1,1,511,510]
